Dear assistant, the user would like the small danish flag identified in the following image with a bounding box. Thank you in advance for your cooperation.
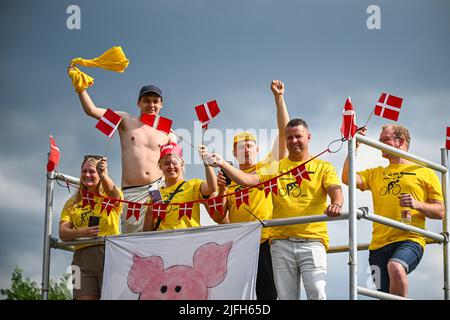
[235,189,250,210]
[140,114,173,135]
[195,100,221,129]
[47,135,60,172]
[446,127,450,150]
[81,189,96,210]
[101,197,117,216]
[290,164,311,187]
[126,202,142,221]
[263,178,278,198]
[178,202,194,220]
[340,97,358,140]
[152,203,168,220]
[374,93,403,121]
[95,109,122,138]
[207,197,224,217]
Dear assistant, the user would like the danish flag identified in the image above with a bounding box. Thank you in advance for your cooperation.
[126,202,142,221]
[340,97,358,140]
[178,202,194,220]
[235,189,250,210]
[263,178,278,198]
[101,197,117,216]
[81,190,96,210]
[207,197,224,217]
[195,100,221,129]
[47,135,60,172]
[152,203,168,220]
[290,164,311,187]
[446,127,450,150]
[140,114,173,135]
[374,93,403,121]
[95,109,122,138]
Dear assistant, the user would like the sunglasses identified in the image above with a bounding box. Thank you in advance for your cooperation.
[84,154,104,160]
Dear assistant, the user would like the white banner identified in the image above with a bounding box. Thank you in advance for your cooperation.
[101,222,262,300]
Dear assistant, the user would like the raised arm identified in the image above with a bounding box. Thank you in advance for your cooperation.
[97,157,121,199]
[199,145,218,197]
[270,80,290,160]
[205,152,260,187]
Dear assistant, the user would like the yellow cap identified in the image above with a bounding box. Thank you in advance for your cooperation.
[233,132,257,145]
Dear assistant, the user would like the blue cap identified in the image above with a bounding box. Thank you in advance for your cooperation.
[138,85,162,100]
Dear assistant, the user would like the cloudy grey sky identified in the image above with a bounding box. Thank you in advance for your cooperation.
[0,0,449,299]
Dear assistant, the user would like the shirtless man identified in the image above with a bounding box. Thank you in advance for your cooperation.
[72,80,175,233]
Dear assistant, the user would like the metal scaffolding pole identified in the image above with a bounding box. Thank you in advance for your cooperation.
[442,148,450,300]
[348,137,357,300]
[41,170,55,300]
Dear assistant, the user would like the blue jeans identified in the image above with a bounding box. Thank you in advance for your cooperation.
[369,240,423,293]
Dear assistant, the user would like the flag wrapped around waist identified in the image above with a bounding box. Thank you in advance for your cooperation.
[68,46,129,92]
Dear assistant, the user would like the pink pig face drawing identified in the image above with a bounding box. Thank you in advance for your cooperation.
[127,242,232,300]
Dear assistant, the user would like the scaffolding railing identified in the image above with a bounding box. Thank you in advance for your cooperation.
[41,134,449,300]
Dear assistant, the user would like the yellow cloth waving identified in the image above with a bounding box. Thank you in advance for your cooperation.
[68,46,129,92]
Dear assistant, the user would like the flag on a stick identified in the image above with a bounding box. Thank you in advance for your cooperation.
[195,100,220,129]
[95,109,122,138]
[374,93,403,121]
[340,97,358,140]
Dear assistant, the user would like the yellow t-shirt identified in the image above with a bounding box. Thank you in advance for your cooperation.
[257,158,340,249]
[226,161,273,243]
[60,191,123,250]
[358,164,443,250]
[154,179,206,231]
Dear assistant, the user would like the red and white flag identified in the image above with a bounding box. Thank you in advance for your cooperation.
[95,109,122,138]
[207,197,224,217]
[153,203,168,220]
[235,189,250,210]
[47,135,60,172]
[82,190,96,210]
[140,114,173,135]
[290,164,310,187]
[101,197,117,216]
[178,202,194,220]
[263,178,278,198]
[126,202,142,221]
[340,97,358,140]
[374,93,403,121]
[195,100,221,129]
[446,127,450,150]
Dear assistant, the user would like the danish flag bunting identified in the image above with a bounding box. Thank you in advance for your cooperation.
[446,127,450,150]
[126,202,142,221]
[140,114,173,134]
[290,164,310,187]
[235,189,250,210]
[95,109,122,138]
[101,197,117,216]
[47,135,60,172]
[340,97,358,140]
[152,202,168,220]
[263,178,278,198]
[195,100,221,129]
[374,93,403,121]
[207,197,224,217]
[81,190,96,210]
[178,202,194,220]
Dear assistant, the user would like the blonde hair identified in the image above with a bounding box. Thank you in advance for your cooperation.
[66,157,104,210]
[382,124,411,150]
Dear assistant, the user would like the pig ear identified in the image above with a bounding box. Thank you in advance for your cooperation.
[127,255,164,293]
[193,242,232,288]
